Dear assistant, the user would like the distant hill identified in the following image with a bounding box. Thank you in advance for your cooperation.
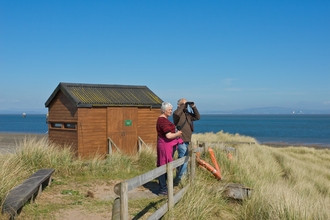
[0,109,47,114]
[1,107,330,115]
[203,107,330,114]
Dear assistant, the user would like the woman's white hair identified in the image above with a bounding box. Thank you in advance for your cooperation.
[161,102,172,113]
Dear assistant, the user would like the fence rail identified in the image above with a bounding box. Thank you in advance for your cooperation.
[112,155,191,220]
[112,142,240,220]
[112,156,191,220]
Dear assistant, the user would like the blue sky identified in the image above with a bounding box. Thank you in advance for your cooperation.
[1,1,329,114]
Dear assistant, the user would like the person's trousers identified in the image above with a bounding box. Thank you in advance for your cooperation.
[158,173,167,193]
[174,142,189,182]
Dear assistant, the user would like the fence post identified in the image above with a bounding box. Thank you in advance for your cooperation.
[120,181,128,220]
[190,148,196,183]
[112,197,121,220]
[205,144,209,155]
[167,162,174,210]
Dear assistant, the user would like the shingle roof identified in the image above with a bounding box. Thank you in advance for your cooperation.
[45,82,163,108]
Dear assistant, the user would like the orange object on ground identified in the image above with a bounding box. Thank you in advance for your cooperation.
[227,153,233,160]
[197,158,222,180]
[196,151,201,159]
[208,148,221,174]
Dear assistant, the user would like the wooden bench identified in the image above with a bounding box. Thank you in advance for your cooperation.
[2,168,55,219]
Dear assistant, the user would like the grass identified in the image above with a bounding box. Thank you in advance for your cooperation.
[1,131,330,219]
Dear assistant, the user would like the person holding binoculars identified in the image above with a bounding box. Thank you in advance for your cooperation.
[172,98,200,186]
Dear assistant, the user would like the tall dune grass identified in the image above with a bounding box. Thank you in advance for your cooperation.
[15,136,75,174]
[1,131,330,219]
[167,131,330,219]
[192,130,257,144]
[0,136,75,208]
[0,136,156,207]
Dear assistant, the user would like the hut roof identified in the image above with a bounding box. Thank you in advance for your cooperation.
[45,82,163,108]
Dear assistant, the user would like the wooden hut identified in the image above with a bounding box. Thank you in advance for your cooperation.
[45,82,163,157]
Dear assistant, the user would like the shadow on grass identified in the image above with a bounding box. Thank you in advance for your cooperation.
[132,199,165,220]
[143,181,159,195]
[131,181,166,219]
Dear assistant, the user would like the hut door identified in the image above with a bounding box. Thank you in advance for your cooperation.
[107,107,138,154]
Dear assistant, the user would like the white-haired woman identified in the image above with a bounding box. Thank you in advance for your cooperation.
[156,102,183,196]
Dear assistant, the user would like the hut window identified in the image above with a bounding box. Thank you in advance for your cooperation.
[51,123,62,128]
[64,123,76,129]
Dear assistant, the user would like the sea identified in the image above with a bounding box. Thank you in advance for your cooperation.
[1,114,330,147]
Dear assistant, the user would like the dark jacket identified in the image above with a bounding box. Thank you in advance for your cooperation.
[173,104,200,142]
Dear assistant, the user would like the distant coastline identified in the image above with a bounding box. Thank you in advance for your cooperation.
[202,107,330,114]
[1,106,330,115]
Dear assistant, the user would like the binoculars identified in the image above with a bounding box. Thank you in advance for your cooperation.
[185,101,194,106]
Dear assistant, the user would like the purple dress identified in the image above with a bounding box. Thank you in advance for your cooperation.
[156,117,183,167]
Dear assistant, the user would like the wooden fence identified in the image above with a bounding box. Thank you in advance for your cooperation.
[112,149,195,220]
[111,141,246,220]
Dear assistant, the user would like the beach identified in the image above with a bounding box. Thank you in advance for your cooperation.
[0,133,47,154]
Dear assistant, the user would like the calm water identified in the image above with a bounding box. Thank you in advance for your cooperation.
[1,114,330,146]
[0,114,48,134]
[192,114,330,146]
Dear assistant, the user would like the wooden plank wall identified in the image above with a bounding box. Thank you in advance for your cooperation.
[49,130,78,154]
[47,92,78,121]
[78,108,107,158]
[107,107,138,154]
[47,91,161,157]
[137,108,160,147]
[47,91,79,154]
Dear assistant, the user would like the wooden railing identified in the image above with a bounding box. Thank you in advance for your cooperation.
[112,150,195,220]
[197,141,254,158]
[111,142,241,220]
